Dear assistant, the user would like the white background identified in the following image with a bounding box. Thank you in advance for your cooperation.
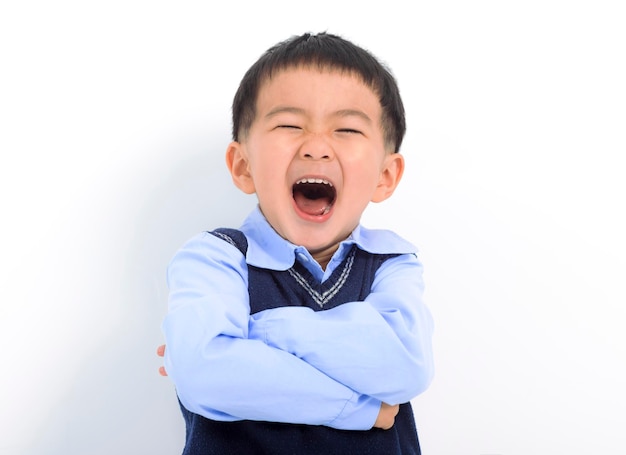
[1,1,625,454]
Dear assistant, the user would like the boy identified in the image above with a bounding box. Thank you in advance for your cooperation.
[160,32,434,454]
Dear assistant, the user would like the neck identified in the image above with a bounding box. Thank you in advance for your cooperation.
[311,244,339,271]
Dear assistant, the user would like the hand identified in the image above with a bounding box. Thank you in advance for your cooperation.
[156,344,168,376]
[373,402,399,430]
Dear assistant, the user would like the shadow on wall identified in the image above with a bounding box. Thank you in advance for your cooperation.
[25,132,256,454]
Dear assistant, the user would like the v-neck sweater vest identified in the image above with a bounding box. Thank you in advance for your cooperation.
[178,228,421,455]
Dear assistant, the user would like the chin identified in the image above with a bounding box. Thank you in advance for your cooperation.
[278,214,352,252]
[299,232,346,255]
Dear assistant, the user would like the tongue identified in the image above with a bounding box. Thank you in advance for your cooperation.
[294,192,331,216]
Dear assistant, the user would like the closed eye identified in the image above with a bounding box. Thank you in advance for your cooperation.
[336,128,362,134]
[277,125,302,130]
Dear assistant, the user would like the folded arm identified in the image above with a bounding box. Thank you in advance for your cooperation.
[248,253,435,404]
[162,233,380,430]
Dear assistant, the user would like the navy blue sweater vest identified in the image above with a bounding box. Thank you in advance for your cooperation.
[177,229,421,455]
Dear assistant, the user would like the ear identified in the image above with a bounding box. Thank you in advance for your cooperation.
[371,153,405,203]
[225,141,256,194]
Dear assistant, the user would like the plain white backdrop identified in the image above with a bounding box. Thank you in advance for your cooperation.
[1,1,625,454]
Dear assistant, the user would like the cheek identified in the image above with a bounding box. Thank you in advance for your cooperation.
[254,161,287,184]
[248,159,290,198]
[247,147,287,180]
[343,171,379,202]
[249,136,294,167]
[345,156,383,181]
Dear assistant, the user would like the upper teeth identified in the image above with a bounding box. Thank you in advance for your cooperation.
[296,178,333,186]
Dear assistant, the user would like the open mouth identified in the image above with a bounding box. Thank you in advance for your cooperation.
[292,178,337,216]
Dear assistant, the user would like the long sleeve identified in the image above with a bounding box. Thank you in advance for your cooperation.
[161,232,381,430]
[248,253,434,405]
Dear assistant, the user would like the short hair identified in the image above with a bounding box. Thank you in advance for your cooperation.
[231,32,406,153]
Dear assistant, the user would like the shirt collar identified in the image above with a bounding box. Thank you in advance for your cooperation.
[346,223,418,256]
[239,206,417,271]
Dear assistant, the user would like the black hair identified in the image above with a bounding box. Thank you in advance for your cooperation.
[231,32,406,153]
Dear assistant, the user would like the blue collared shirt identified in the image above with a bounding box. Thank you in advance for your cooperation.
[162,207,434,430]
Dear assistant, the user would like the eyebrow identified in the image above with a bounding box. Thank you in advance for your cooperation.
[265,106,305,119]
[265,106,372,123]
[333,109,372,123]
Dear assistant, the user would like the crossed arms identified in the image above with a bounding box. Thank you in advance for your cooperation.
[160,232,434,430]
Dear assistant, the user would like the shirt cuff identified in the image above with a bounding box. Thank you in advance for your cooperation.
[328,392,381,430]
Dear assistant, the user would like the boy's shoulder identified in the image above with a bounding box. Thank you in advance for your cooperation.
[208,228,248,255]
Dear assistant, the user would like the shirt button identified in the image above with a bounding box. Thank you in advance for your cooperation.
[297,252,309,262]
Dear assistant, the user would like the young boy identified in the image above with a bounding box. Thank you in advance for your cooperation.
[160,32,434,454]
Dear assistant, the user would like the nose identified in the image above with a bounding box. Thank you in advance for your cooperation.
[299,134,334,160]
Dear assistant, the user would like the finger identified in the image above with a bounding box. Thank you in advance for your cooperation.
[159,366,168,376]
[156,344,166,357]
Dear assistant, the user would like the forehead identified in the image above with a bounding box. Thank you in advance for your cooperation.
[255,66,382,117]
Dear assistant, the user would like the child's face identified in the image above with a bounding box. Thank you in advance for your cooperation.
[227,67,404,258]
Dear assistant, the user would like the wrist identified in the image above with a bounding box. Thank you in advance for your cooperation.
[328,393,381,430]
